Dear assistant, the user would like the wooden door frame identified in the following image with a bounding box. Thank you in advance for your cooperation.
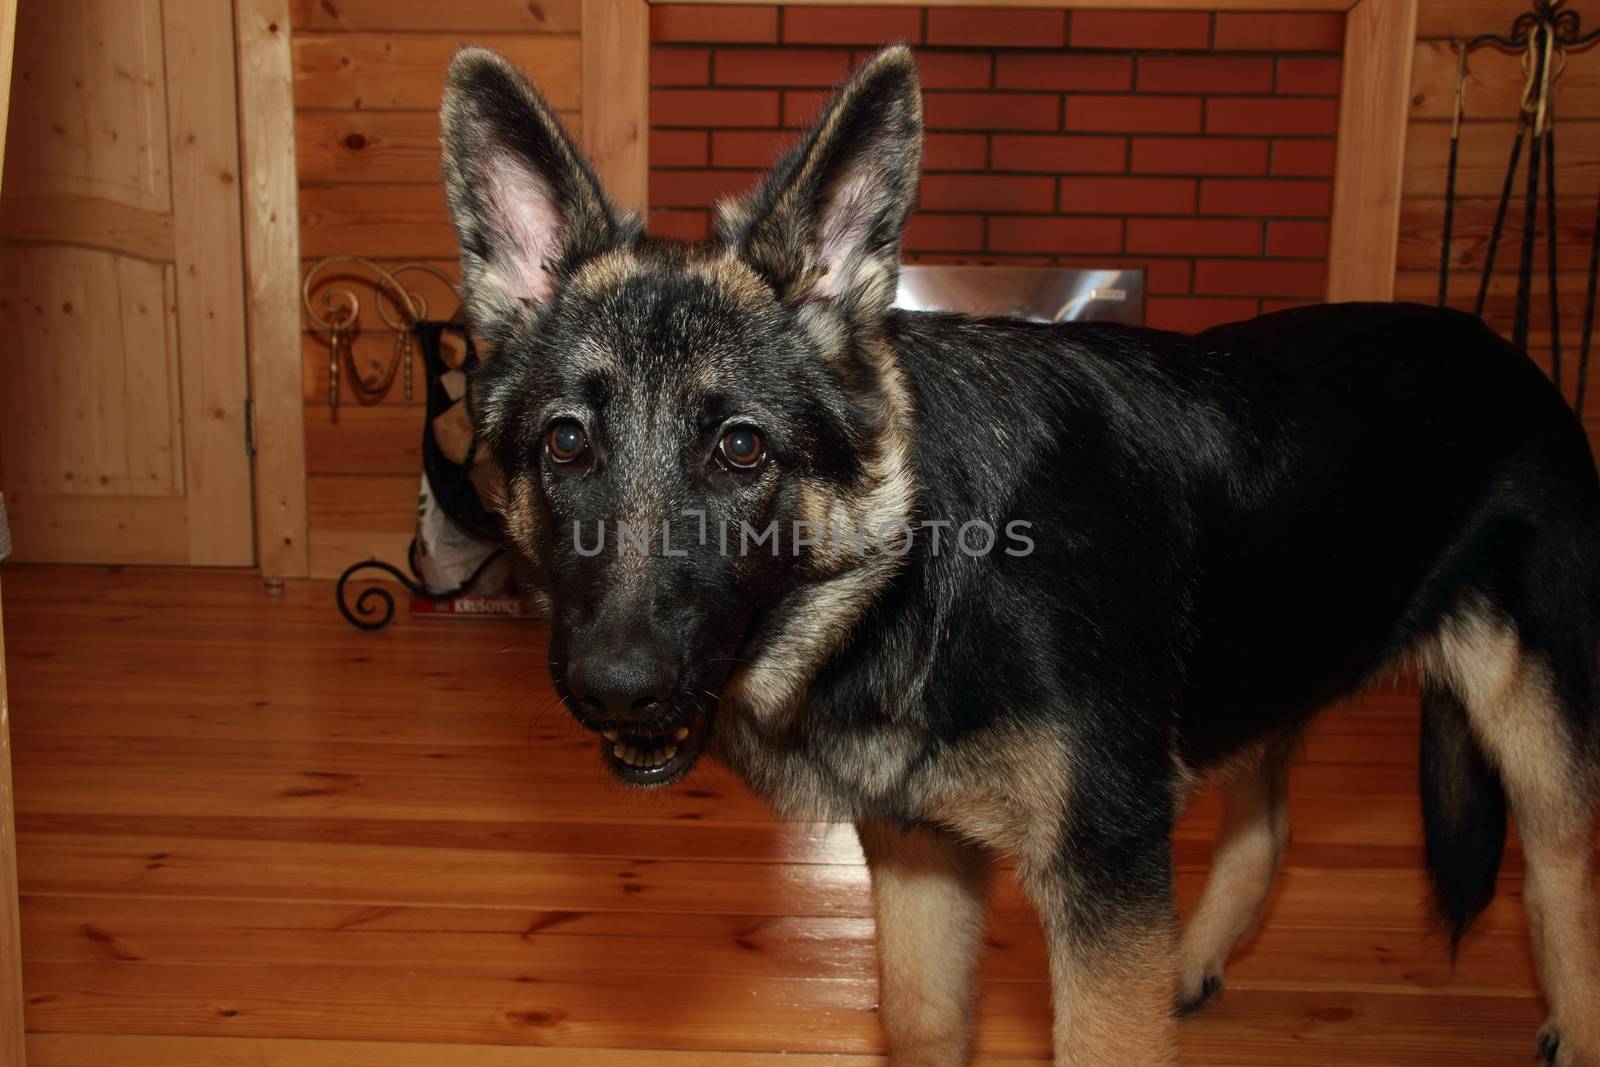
[236,0,309,580]
[0,0,22,1062]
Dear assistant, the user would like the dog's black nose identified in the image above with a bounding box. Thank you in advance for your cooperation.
[566,647,679,721]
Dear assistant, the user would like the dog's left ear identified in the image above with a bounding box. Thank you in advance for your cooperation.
[718,46,921,321]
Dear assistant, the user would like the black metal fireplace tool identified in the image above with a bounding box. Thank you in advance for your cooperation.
[1438,0,1600,415]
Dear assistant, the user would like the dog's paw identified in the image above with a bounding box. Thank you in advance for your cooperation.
[1538,1018,1598,1067]
[1175,972,1223,1017]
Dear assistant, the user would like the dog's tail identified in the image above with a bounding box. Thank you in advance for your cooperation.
[1418,679,1508,955]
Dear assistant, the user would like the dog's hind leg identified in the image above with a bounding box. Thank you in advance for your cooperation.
[1175,741,1293,1013]
[1429,606,1600,1066]
[857,820,992,1067]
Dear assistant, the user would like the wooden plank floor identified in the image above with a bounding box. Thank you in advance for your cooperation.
[3,566,1593,1065]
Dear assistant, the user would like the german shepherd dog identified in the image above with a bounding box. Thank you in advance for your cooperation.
[441,45,1600,1066]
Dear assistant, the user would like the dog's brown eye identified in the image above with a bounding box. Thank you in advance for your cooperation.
[547,419,587,463]
[719,426,764,469]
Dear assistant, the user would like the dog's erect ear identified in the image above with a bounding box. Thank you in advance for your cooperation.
[717,46,921,319]
[441,48,626,335]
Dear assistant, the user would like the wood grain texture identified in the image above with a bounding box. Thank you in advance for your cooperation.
[293,33,580,111]
[5,566,1597,1064]
[1326,0,1417,302]
[582,0,649,212]
[307,527,413,578]
[298,184,457,258]
[163,3,257,566]
[238,0,311,580]
[0,6,20,1057]
[1411,39,1600,122]
[0,577,24,1067]
[1404,120,1600,199]
[1415,0,1538,40]
[0,196,175,260]
[289,0,582,33]
[297,110,579,185]
[304,405,421,476]
[652,0,1354,7]
[0,495,189,566]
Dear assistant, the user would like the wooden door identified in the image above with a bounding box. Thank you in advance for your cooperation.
[0,1,254,565]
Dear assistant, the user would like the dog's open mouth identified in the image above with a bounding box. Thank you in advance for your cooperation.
[596,707,711,787]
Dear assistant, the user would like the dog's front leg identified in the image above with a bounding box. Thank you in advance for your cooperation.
[1021,843,1180,1066]
[858,820,992,1067]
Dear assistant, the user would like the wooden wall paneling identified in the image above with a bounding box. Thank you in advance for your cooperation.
[305,473,416,583]
[0,584,19,1067]
[1404,120,1600,198]
[293,34,579,111]
[296,108,579,186]
[1398,195,1599,274]
[238,0,311,580]
[163,2,257,566]
[288,0,582,33]
[308,528,415,583]
[298,185,460,260]
[305,407,422,478]
[1411,40,1600,121]
[1414,1,1538,40]
[582,0,650,211]
[1326,0,1418,302]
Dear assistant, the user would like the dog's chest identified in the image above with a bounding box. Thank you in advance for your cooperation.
[714,711,933,821]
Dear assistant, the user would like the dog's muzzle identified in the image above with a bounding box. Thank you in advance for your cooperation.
[594,705,712,786]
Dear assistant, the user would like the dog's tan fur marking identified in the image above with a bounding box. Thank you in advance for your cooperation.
[723,336,916,726]
[1423,606,1600,1065]
[857,821,991,1067]
[920,720,1074,870]
[1177,741,1293,1008]
[686,250,777,310]
[1027,890,1179,1067]
[565,247,643,301]
[503,471,545,560]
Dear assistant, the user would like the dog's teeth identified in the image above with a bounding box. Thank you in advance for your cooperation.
[625,746,642,766]
[613,742,626,759]
[603,729,618,741]
[674,726,689,741]
[662,745,677,761]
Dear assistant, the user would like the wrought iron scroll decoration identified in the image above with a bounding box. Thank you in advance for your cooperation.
[302,259,509,630]
[302,257,463,408]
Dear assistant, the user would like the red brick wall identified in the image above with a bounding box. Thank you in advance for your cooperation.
[648,6,1343,333]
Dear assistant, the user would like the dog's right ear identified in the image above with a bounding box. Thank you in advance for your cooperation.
[441,48,625,338]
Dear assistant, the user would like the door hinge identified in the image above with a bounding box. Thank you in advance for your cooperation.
[244,397,256,458]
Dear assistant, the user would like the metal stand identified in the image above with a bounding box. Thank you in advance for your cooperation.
[335,543,507,632]
[1440,1,1600,413]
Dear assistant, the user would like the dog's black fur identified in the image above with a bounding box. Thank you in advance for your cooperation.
[442,45,1600,1067]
